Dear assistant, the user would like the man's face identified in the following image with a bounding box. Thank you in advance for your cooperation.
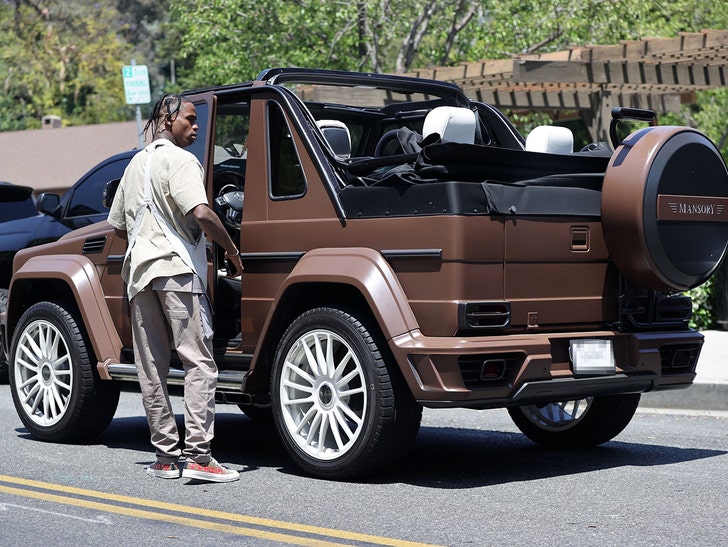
[169,101,198,148]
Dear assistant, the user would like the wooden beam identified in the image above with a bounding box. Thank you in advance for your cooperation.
[400,29,728,124]
[582,89,615,143]
[513,59,589,82]
[513,57,726,89]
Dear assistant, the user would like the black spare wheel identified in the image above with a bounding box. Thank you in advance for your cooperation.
[602,126,728,291]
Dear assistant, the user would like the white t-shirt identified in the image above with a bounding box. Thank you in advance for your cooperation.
[108,139,208,299]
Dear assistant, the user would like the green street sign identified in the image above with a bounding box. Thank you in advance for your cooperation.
[122,65,151,105]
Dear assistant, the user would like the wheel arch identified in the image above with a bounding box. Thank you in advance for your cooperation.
[7,255,123,378]
[243,247,420,393]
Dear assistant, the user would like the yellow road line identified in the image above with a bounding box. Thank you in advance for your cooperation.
[0,484,348,546]
[0,475,443,547]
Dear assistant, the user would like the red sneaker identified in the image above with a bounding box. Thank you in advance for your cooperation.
[146,461,181,479]
[182,458,240,483]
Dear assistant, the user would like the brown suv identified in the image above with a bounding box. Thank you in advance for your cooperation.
[2,69,727,479]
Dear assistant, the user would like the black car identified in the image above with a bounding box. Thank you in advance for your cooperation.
[0,149,135,380]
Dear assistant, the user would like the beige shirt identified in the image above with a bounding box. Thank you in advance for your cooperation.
[108,139,208,299]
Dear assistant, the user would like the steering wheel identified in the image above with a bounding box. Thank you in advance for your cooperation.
[221,139,242,158]
[213,176,244,231]
[373,129,403,156]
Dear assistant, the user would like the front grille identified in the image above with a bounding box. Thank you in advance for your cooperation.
[82,236,107,255]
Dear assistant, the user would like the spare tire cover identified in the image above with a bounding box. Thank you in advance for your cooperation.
[602,126,728,291]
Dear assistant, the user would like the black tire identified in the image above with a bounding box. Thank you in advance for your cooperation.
[271,307,422,480]
[0,288,8,384]
[508,394,641,448]
[9,301,120,442]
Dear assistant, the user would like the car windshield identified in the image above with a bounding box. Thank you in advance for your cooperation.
[257,69,523,155]
[290,82,452,109]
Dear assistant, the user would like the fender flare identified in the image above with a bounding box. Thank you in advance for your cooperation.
[7,254,123,378]
[280,247,418,337]
[247,247,420,380]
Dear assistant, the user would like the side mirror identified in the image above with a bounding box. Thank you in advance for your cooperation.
[102,179,121,208]
[36,193,61,217]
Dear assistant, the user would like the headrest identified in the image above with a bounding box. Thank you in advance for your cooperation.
[525,125,574,154]
[316,119,351,159]
[422,106,477,144]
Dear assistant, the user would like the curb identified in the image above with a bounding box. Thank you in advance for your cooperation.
[640,382,728,412]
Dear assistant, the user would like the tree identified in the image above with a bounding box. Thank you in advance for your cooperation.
[0,1,129,130]
[166,0,485,86]
[163,0,728,162]
[0,0,167,131]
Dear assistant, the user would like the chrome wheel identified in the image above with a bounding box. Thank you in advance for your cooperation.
[279,328,367,461]
[519,398,592,431]
[14,318,74,427]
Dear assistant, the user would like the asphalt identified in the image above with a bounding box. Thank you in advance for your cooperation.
[641,329,728,411]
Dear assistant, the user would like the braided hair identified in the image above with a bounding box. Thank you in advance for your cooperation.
[143,93,191,138]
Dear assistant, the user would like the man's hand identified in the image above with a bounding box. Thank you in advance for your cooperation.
[190,203,243,277]
[223,250,243,277]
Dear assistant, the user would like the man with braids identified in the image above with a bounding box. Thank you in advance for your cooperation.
[109,94,243,482]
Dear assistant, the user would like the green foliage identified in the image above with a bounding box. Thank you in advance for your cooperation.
[661,88,728,166]
[686,279,716,331]
[167,1,488,87]
[475,0,728,58]
[0,1,137,130]
[163,1,728,159]
[0,0,171,131]
[3,0,728,129]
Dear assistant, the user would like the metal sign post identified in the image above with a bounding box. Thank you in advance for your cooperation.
[122,61,151,149]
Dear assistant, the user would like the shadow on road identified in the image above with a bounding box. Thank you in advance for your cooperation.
[12,411,726,487]
[374,424,727,488]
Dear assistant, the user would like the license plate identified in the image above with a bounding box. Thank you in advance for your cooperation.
[570,339,616,376]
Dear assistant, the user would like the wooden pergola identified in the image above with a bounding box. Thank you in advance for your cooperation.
[406,29,728,143]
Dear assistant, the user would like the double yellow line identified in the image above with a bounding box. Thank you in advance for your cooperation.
[0,474,442,546]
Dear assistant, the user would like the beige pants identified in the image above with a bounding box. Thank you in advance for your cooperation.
[131,282,217,465]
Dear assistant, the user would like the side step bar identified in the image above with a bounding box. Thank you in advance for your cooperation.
[106,363,256,405]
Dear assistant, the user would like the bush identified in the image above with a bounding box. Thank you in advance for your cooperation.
[686,278,715,330]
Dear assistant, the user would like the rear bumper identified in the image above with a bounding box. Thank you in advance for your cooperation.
[390,328,703,408]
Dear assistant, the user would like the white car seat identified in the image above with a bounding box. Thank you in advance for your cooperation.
[422,106,477,144]
[316,119,352,159]
[525,125,574,154]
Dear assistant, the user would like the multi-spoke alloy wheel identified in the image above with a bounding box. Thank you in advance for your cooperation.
[508,394,641,448]
[518,398,593,432]
[9,301,119,442]
[272,307,421,479]
[279,328,367,461]
[14,317,74,428]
